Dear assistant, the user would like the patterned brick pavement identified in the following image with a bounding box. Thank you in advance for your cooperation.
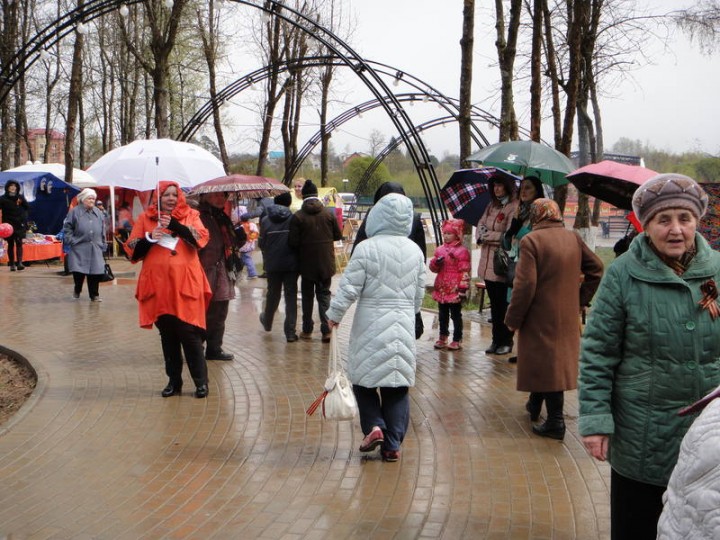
[0,260,610,539]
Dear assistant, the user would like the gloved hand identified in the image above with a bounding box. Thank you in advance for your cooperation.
[458,290,467,300]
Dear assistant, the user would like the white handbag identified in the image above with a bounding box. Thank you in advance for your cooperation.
[306,332,357,421]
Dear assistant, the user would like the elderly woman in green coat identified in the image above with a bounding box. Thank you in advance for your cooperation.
[578,173,720,540]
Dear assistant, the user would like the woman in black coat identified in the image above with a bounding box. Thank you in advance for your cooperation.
[0,179,29,271]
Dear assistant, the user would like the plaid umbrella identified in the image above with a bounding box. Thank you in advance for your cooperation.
[441,167,522,225]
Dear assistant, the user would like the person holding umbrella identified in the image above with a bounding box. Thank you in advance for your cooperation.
[197,191,247,361]
[476,175,519,355]
[125,181,213,399]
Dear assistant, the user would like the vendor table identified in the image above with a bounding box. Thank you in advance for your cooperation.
[0,242,63,264]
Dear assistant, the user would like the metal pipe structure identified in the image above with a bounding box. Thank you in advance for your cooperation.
[0,0,458,241]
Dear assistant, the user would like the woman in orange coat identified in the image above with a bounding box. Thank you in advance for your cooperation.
[125,181,213,399]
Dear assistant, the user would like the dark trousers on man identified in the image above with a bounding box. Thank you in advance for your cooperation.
[73,272,101,299]
[155,315,208,388]
[485,279,514,347]
[301,276,331,335]
[611,469,665,540]
[205,300,229,355]
[6,232,23,265]
[264,271,298,338]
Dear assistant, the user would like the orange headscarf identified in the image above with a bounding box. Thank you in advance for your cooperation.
[530,198,563,226]
[144,181,191,222]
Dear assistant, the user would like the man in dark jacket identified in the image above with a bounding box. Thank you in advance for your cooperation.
[288,179,342,343]
[259,192,299,342]
[0,179,29,271]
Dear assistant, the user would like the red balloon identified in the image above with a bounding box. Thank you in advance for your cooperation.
[0,223,14,239]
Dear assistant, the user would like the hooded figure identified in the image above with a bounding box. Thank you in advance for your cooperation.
[258,191,300,342]
[326,193,426,462]
[0,179,30,270]
[125,181,213,399]
[351,181,426,260]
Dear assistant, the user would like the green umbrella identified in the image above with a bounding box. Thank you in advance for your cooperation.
[467,140,574,187]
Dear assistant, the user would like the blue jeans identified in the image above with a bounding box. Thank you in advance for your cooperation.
[240,251,257,277]
[353,385,410,452]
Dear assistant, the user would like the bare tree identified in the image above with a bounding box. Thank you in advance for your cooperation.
[368,129,386,157]
[494,0,522,141]
[458,0,474,166]
[120,0,189,138]
[673,0,720,54]
[64,1,85,184]
[196,2,229,171]
[0,0,20,169]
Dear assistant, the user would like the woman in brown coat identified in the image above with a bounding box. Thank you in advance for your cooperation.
[505,199,603,440]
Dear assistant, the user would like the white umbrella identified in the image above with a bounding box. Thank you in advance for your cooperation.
[7,163,98,187]
[86,138,226,191]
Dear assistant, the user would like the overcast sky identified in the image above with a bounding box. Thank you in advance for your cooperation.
[322,0,720,158]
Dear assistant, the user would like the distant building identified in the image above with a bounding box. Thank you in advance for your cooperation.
[341,152,368,168]
[8,128,66,165]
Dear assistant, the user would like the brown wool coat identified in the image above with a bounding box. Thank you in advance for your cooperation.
[505,222,604,392]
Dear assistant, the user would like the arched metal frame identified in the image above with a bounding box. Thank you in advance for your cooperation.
[0,0,456,241]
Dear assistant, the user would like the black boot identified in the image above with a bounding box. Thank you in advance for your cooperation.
[161,381,182,397]
[532,392,565,440]
[525,392,544,422]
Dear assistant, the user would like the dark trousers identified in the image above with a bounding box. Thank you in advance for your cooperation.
[205,300,229,354]
[611,469,665,540]
[73,272,101,299]
[485,279,514,346]
[438,302,463,341]
[301,276,331,335]
[6,233,23,265]
[264,271,299,337]
[353,385,410,452]
[155,315,207,388]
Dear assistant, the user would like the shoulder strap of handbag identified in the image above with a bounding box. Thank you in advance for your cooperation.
[328,332,341,375]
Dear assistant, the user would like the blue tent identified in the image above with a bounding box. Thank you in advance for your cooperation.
[0,171,81,234]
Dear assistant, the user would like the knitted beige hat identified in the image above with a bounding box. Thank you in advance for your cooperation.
[631,173,708,227]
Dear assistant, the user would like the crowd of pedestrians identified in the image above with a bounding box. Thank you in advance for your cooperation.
[5,169,719,536]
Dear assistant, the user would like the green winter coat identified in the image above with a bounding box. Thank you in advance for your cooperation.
[578,232,720,487]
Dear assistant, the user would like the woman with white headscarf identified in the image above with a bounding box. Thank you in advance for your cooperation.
[63,188,107,301]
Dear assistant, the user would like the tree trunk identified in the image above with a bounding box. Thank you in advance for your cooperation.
[529,0,542,141]
[459,0,474,166]
[0,0,19,169]
[65,24,84,184]
[494,0,522,141]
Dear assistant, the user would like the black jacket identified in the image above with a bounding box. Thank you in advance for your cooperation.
[0,180,29,231]
[259,204,298,273]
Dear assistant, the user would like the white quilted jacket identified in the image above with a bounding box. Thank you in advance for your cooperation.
[657,395,720,539]
[326,193,426,388]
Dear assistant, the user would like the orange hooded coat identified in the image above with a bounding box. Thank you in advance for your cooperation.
[125,181,212,329]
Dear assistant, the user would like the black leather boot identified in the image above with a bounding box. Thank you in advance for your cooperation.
[161,381,182,397]
[525,392,544,422]
[532,392,565,440]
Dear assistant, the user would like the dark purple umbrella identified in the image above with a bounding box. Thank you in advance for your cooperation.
[440,167,522,225]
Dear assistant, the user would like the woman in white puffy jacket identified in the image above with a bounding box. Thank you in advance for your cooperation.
[326,193,426,463]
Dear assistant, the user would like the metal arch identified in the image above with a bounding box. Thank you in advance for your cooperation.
[2,0,449,240]
[284,93,492,183]
[178,55,500,147]
[0,0,149,104]
[352,114,488,240]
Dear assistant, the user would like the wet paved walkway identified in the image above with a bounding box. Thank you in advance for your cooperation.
[0,259,610,539]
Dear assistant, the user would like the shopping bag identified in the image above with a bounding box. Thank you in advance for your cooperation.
[99,262,115,283]
[306,332,357,420]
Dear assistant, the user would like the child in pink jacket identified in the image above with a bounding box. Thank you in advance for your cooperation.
[429,219,471,350]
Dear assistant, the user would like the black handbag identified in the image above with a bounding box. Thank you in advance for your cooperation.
[493,247,510,277]
[99,262,114,282]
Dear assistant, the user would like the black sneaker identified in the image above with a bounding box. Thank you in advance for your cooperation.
[259,313,272,332]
